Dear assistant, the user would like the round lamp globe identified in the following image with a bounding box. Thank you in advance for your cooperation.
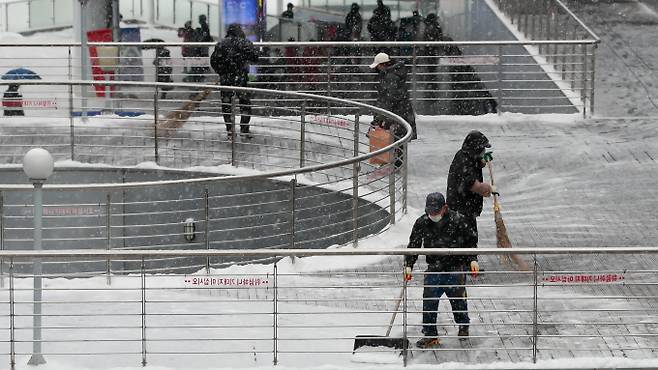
[23,148,54,181]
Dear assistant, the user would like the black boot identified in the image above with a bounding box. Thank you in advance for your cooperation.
[458,325,469,339]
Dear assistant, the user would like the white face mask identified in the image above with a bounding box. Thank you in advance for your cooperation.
[428,214,442,222]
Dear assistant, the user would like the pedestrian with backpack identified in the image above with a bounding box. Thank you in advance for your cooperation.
[210,24,260,138]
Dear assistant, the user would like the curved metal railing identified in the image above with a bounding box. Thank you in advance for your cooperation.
[0,80,411,273]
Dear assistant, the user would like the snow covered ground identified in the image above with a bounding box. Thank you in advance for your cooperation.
[1,2,658,369]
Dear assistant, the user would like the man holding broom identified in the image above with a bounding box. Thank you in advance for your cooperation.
[446,130,495,249]
[403,192,479,348]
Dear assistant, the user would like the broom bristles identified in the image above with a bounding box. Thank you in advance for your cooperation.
[494,208,529,271]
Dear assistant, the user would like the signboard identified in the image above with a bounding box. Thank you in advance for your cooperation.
[119,27,144,82]
[223,0,266,40]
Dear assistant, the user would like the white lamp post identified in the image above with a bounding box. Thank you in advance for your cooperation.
[23,148,54,366]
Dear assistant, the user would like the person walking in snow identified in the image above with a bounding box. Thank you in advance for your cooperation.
[369,52,417,141]
[403,192,479,348]
[210,24,260,138]
[446,130,494,251]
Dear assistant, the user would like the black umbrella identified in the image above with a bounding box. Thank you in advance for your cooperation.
[141,38,166,50]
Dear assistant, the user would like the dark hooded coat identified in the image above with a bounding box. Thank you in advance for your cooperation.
[210,25,260,86]
[446,130,491,218]
[345,6,363,36]
[374,61,416,138]
[404,210,478,271]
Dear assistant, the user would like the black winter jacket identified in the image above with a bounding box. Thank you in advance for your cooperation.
[446,130,490,218]
[210,35,260,80]
[376,61,410,112]
[404,210,478,272]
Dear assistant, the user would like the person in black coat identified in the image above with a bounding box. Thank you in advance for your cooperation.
[344,3,363,39]
[2,84,24,116]
[404,192,479,347]
[367,1,396,53]
[369,52,417,140]
[210,24,260,136]
[281,3,294,19]
[446,130,494,249]
[153,47,173,99]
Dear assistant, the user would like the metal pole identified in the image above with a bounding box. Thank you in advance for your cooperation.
[412,46,417,108]
[0,192,4,288]
[141,257,147,366]
[154,85,160,164]
[230,96,237,166]
[4,3,8,32]
[351,113,359,247]
[79,0,88,122]
[530,0,536,40]
[106,193,112,285]
[272,263,278,365]
[496,45,503,114]
[204,188,210,273]
[570,27,577,89]
[402,276,408,366]
[589,44,597,117]
[68,49,75,161]
[173,0,176,25]
[27,0,31,29]
[289,179,296,259]
[402,144,408,213]
[326,53,332,113]
[9,259,15,370]
[389,160,396,225]
[581,44,588,118]
[27,181,45,366]
[532,254,538,363]
[299,101,306,168]
[544,0,551,60]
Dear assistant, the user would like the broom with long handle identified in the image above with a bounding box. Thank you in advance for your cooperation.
[158,83,217,133]
[487,161,529,271]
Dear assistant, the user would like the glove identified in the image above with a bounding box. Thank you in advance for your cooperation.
[403,266,412,281]
[470,261,479,279]
[482,150,494,163]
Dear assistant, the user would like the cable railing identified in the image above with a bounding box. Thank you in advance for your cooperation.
[0,247,657,368]
[0,80,410,275]
[0,39,598,115]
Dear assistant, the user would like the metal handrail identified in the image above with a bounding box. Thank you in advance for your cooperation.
[0,79,411,192]
[1,246,657,259]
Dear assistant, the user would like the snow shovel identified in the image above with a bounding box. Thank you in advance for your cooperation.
[353,287,409,352]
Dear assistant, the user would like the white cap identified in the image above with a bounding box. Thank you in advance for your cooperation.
[369,52,390,69]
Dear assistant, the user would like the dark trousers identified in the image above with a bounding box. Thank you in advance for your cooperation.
[421,271,469,337]
[220,90,252,133]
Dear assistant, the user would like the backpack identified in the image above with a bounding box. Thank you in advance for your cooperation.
[211,40,242,75]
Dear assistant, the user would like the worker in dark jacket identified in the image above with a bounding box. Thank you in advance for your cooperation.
[210,24,260,137]
[369,52,417,140]
[2,84,24,116]
[446,130,495,248]
[404,192,479,348]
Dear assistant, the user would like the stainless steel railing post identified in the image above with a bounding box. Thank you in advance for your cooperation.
[230,96,237,166]
[9,258,15,370]
[273,262,278,365]
[402,276,408,366]
[352,113,360,247]
[496,45,503,114]
[289,178,296,259]
[389,160,396,225]
[0,192,4,288]
[570,27,577,89]
[532,254,538,363]
[581,43,588,118]
[153,84,160,164]
[205,188,210,273]
[106,193,112,285]
[402,144,408,213]
[589,43,597,116]
[412,45,418,108]
[299,101,306,168]
[141,257,147,366]
[68,51,75,161]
